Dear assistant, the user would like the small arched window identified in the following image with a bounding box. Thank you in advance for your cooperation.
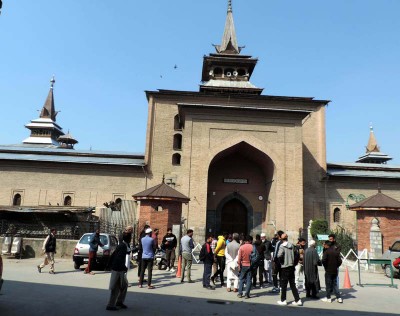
[156,205,163,212]
[172,153,181,166]
[174,115,182,130]
[333,207,341,223]
[13,194,21,206]
[173,134,182,150]
[64,195,72,206]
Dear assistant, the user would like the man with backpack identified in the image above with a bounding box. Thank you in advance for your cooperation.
[237,235,254,299]
[277,233,302,306]
[199,234,215,290]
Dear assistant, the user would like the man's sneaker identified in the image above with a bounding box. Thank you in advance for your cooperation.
[271,287,279,293]
[116,303,128,309]
[49,271,55,274]
[277,300,287,306]
[166,267,170,272]
[37,265,42,273]
[170,268,175,273]
[292,300,303,306]
[337,298,343,303]
[321,297,332,303]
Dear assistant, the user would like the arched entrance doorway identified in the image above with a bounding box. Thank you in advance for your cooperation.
[206,141,274,235]
[220,199,247,234]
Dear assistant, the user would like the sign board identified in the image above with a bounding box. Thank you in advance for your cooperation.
[223,178,248,184]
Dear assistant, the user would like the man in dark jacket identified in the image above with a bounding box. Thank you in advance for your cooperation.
[161,228,177,272]
[322,241,343,303]
[252,234,266,288]
[261,233,273,286]
[271,230,284,293]
[106,232,130,311]
[37,228,57,274]
[84,229,104,275]
[200,234,215,290]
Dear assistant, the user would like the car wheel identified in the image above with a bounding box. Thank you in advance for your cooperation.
[384,265,393,278]
[74,262,81,270]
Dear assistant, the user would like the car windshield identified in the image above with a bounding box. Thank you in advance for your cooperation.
[392,242,400,252]
[79,234,109,246]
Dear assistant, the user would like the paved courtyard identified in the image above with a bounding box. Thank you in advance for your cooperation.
[0,258,398,316]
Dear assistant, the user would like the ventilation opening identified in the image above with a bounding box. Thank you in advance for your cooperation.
[174,114,183,130]
[172,153,181,166]
[173,134,182,150]
[13,193,22,206]
[64,195,72,206]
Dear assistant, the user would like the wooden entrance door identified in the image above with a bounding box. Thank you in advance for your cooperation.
[220,199,247,234]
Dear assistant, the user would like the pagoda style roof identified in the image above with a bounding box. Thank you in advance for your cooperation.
[349,191,400,211]
[40,76,57,121]
[133,180,190,202]
[356,125,392,164]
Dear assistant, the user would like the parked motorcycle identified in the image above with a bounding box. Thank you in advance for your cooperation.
[131,244,167,270]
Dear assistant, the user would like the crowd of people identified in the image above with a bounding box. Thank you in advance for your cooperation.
[35,226,343,311]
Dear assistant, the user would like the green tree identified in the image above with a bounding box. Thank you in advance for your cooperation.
[310,219,329,238]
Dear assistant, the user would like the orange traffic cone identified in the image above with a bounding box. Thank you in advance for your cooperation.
[176,255,182,278]
[343,267,352,289]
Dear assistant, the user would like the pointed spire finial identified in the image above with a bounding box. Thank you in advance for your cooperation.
[162,175,165,184]
[366,123,379,153]
[50,75,55,89]
[228,0,232,12]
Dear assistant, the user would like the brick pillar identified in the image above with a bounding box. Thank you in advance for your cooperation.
[369,217,383,271]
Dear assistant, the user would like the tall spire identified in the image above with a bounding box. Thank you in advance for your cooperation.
[39,75,57,121]
[215,0,240,54]
[366,124,379,153]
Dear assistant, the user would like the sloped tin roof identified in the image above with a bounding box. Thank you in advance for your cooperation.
[133,182,190,202]
[349,192,400,211]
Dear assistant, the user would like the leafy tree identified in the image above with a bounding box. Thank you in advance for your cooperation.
[310,219,329,238]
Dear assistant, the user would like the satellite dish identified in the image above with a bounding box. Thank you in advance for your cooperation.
[226,72,232,77]
[233,71,238,77]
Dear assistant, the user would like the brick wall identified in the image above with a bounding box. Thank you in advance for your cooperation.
[357,210,400,252]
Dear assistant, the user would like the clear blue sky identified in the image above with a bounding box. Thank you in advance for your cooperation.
[1,1,400,163]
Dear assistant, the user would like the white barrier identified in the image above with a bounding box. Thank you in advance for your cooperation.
[318,248,369,271]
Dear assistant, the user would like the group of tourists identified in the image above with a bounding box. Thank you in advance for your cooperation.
[35,225,344,311]
[199,231,343,306]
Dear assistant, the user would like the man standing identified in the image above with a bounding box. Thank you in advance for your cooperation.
[137,224,150,280]
[211,232,228,287]
[321,241,343,303]
[161,228,177,272]
[200,234,215,290]
[180,229,195,283]
[271,230,284,293]
[106,232,130,311]
[295,238,306,291]
[237,235,253,299]
[152,228,160,249]
[277,233,302,306]
[84,229,104,275]
[303,240,320,299]
[252,234,266,288]
[37,228,57,274]
[139,228,156,289]
[261,233,273,286]
[225,233,240,292]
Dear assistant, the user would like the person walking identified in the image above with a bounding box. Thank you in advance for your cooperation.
[271,230,284,293]
[237,235,253,299]
[321,241,343,303]
[84,229,104,275]
[106,232,131,311]
[261,233,273,286]
[161,228,177,272]
[200,234,215,290]
[139,228,156,289]
[295,238,306,291]
[277,233,302,306]
[180,229,195,283]
[252,234,266,288]
[225,233,240,292]
[211,232,228,287]
[37,228,57,274]
[303,240,320,299]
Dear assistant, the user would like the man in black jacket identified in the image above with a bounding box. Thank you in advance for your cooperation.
[322,241,343,303]
[37,228,57,274]
[200,234,215,290]
[106,232,131,311]
[162,228,177,272]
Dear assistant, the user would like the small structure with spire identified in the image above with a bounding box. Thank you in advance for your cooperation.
[200,0,263,95]
[356,124,392,164]
[57,130,78,149]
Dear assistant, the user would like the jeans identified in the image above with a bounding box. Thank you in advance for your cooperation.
[203,263,212,287]
[325,273,341,299]
[139,259,153,286]
[212,256,226,285]
[165,249,176,269]
[238,266,252,296]
[280,266,300,302]
[181,252,193,281]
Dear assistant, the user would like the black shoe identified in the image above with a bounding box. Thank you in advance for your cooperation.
[116,303,127,309]
[106,306,118,311]
[311,295,320,299]
[188,280,195,283]
[245,295,251,299]
[181,280,184,283]
[210,276,215,286]
[206,286,215,290]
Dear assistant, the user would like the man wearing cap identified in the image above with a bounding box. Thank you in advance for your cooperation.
[139,228,156,289]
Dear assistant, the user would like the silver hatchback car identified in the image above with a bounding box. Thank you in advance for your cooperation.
[73,233,118,270]
[381,240,400,278]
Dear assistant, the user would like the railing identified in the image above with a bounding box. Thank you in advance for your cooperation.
[318,248,370,271]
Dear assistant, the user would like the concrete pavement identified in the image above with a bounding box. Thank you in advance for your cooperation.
[0,257,398,316]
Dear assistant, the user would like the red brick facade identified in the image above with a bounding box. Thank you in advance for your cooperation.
[356,210,400,252]
[138,200,182,244]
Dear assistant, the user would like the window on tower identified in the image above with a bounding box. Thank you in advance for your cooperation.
[172,153,181,166]
[173,134,182,150]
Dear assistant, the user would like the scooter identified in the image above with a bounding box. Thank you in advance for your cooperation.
[154,248,168,270]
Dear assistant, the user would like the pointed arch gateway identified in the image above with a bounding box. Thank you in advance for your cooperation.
[206,141,275,235]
